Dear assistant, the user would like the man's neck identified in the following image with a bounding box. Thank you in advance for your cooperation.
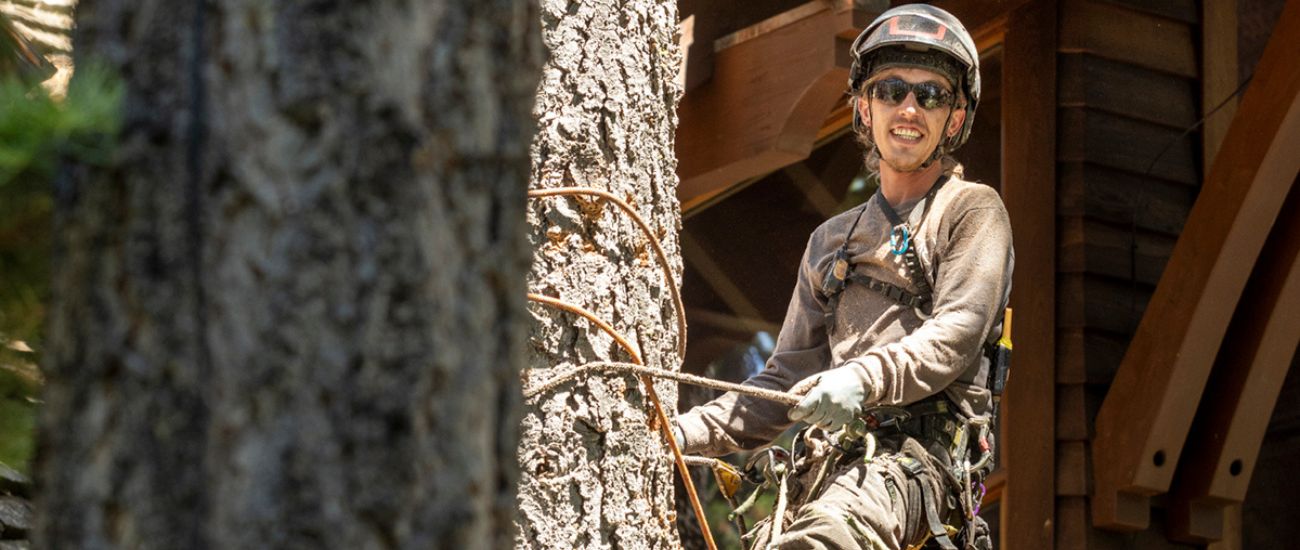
[879,161,944,205]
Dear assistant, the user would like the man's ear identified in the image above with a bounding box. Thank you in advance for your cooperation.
[947,106,966,138]
[856,97,871,128]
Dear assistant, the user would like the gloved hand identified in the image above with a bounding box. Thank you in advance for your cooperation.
[788,364,869,431]
[671,422,686,449]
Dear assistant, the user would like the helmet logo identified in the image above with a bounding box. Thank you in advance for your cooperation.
[886,16,947,40]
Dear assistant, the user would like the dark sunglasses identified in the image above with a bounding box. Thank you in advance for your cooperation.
[868,78,955,110]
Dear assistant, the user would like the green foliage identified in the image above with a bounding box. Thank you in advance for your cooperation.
[0,393,36,474]
[0,64,121,344]
[0,63,123,472]
[0,64,122,186]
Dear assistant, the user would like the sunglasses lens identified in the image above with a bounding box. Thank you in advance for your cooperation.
[869,79,953,110]
[871,79,909,105]
[914,83,953,110]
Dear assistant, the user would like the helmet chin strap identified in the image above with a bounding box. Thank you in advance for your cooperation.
[916,105,956,170]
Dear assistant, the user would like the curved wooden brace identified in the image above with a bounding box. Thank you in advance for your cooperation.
[1091,0,1300,531]
[1166,175,1300,543]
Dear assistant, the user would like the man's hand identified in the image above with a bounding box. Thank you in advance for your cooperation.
[788,365,868,431]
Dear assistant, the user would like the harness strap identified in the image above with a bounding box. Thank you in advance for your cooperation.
[921,479,960,550]
[821,176,946,329]
[847,272,930,310]
[825,271,928,333]
[898,456,959,550]
[898,245,934,309]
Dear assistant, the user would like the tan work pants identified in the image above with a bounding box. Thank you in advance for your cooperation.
[747,436,956,550]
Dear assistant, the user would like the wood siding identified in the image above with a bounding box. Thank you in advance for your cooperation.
[1055,0,1201,547]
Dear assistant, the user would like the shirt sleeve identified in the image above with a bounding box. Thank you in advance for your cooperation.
[849,191,1014,407]
[674,237,832,457]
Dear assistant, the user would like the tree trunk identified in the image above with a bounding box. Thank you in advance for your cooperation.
[517,0,684,548]
[35,1,541,548]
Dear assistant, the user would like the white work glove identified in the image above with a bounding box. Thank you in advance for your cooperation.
[788,364,868,431]
[671,422,686,449]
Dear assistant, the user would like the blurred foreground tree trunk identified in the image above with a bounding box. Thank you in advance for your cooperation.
[35,1,541,548]
[516,0,686,548]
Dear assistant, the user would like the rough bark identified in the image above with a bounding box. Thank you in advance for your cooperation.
[517,0,684,548]
[35,1,541,548]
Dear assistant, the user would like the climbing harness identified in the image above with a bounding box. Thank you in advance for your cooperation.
[820,174,946,331]
[805,172,1011,548]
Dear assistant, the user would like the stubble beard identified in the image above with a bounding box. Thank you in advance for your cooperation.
[882,151,930,173]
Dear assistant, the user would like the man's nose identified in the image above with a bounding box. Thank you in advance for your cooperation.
[898,93,922,118]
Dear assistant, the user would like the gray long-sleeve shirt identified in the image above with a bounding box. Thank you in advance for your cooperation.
[676,169,1014,457]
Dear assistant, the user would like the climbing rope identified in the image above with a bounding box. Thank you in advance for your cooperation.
[528,187,687,360]
[522,360,801,406]
[768,466,791,547]
[526,293,717,550]
[526,186,709,546]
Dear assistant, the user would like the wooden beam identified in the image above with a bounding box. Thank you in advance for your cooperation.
[1202,0,1239,174]
[1057,441,1088,496]
[1206,505,1242,550]
[1057,383,1089,440]
[969,13,1009,53]
[685,307,781,336]
[676,1,876,212]
[680,231,765,320]
[982,469,1008,506]
[1056,496,1088,550]
[1166,174,1300,543]
[1059,0,1198,78]
[676,15,695,92]
[711,0,847,52]
[930,0,1029,46]
[996,1,1056,548]
[1058,53,1199,130]
[783,162,840,218]
[1091,0,1300,531]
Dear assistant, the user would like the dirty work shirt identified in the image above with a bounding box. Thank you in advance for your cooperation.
[676,170,1014,457]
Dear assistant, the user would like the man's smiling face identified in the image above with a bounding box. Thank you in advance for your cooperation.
[858,66,965,173]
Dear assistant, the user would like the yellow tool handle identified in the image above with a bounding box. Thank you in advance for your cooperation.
[997,308,1013,350]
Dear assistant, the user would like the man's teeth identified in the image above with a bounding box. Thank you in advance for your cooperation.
[892,128,921,139]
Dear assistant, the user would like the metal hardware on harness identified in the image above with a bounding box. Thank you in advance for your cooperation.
[967,422,994,474]
[822,249,852,298]
[743,446,792,486]
[889,224,912,255]
[861,405,912,430]
[726,446,794,539]
[733,446,796,547]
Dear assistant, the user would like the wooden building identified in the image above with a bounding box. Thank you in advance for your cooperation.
[673,0,1299,547]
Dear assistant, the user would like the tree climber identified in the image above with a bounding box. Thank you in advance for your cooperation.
[673,5,1013,549]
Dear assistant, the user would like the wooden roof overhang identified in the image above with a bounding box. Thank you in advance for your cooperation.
[1091,0,1300,537]
[675,0,1031,214]
[675,0,873,213]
